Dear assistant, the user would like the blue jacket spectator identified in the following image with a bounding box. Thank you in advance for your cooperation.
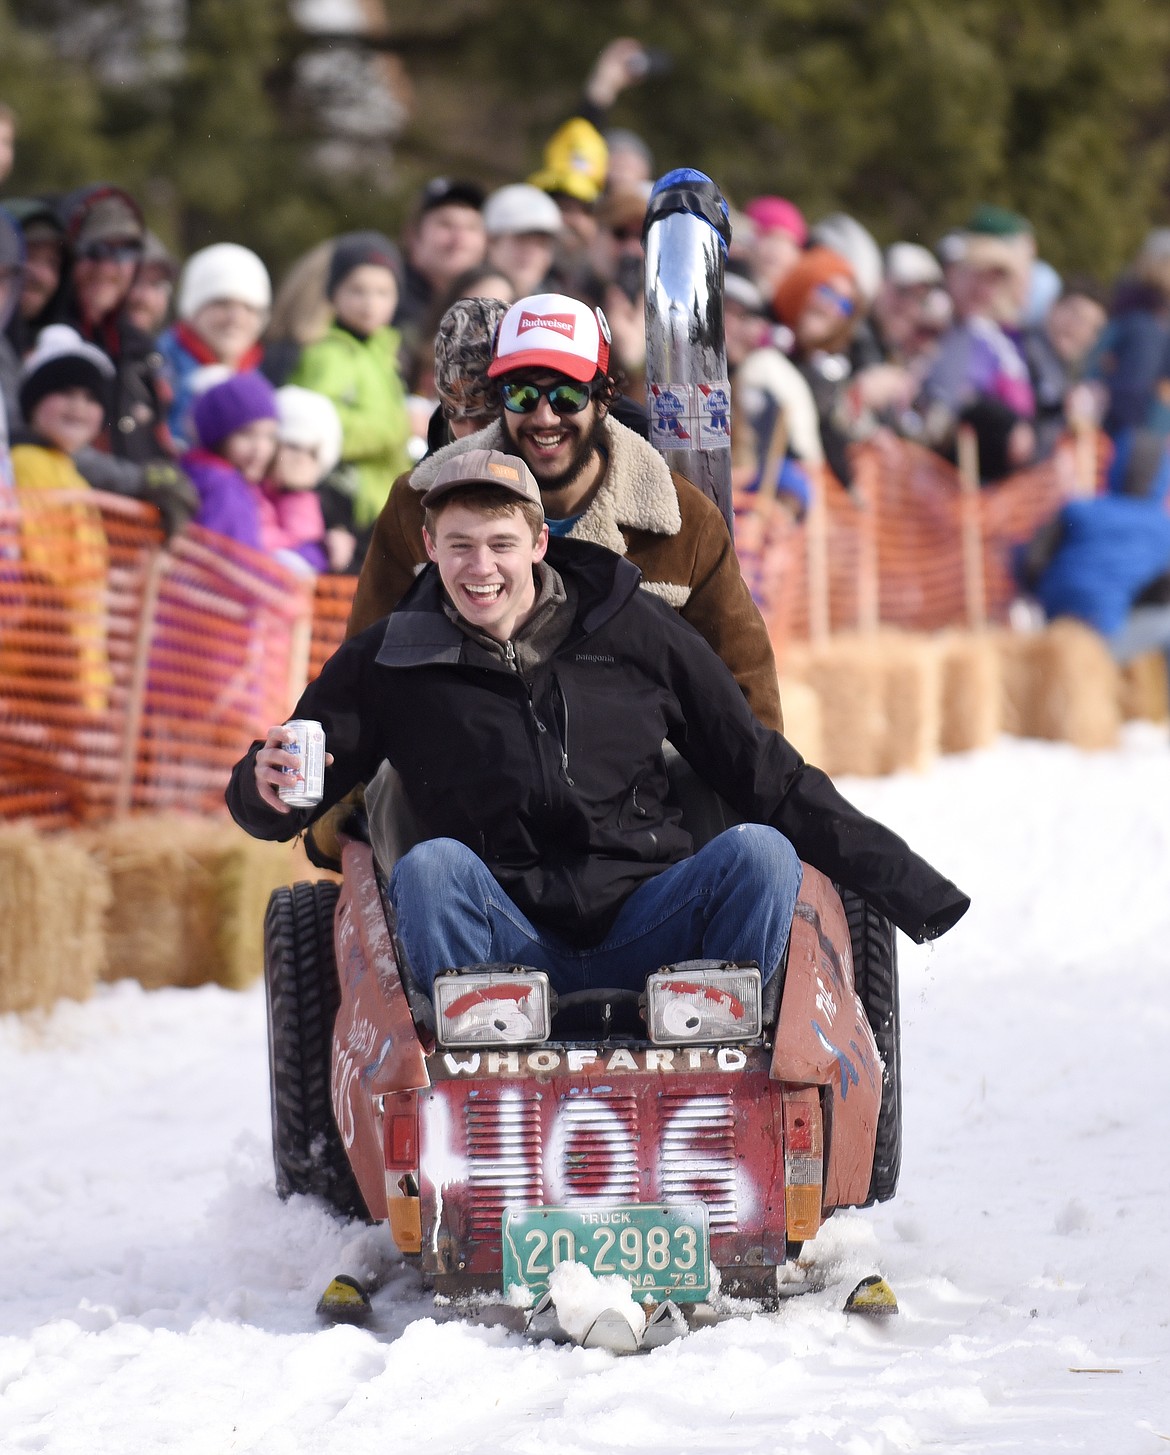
[1019,429,1170,638]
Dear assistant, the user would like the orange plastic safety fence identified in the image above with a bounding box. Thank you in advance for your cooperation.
[736,467,869,656]
[0,492,313,826]
[308,574,359,683]
[741,433,1105,663]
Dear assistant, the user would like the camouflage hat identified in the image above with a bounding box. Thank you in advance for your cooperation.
[434,296,510,421]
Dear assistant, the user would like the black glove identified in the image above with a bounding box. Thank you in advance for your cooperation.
[141,463,200,539]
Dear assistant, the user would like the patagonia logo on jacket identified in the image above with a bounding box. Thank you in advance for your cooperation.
[574,652,615,664]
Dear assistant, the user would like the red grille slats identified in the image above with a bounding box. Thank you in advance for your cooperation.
[462,1093,544,1237]
[658,1093,739,1232]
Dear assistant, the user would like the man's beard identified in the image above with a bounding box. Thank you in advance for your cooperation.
[530,413,607,495]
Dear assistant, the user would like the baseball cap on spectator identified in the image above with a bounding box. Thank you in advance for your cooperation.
[178,242,272,319]
[66,185,144,250]
[482,185,563,239]
[772,247,856,328]
[486,293,610,383]
[140,230,178,282]
[19,323,114,418]
[743,196,807,246]
[434,296,510,420]
[604,128,655,184]
[327,231,402,298]
[5,197,63,248]
[192,370,277,450]
[529,119,608,205]
[276,385,343,479]
[420,447,543,514]
[417,178,485,217]
[965,204,1033,239]
[885,242,943,289]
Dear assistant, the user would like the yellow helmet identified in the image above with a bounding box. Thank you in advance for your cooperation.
[528,118,608,205]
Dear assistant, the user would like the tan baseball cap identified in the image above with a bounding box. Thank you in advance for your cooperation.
[420,448,544,516]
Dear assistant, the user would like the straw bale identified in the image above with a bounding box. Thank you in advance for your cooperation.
[0,823,110,1014]
[783,632,938,776]
[936,632,1002,753]
[991,621,1121,748]
[783,637,886,776]
[91,815,335,992]
[877,632,941,775]
[1119,651,1169,723]
[777,677,824,767]
[989,628,1036,738]
[1033,621,1121,749]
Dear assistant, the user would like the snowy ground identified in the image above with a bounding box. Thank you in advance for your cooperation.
[2,732,1169,1454]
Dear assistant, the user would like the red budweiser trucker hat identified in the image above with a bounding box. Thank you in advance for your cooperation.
[487,293,610,383]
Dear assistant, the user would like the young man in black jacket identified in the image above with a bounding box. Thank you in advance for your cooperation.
[228,449,968,995]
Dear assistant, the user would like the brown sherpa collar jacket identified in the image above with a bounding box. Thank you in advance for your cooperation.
[346,415,782,729]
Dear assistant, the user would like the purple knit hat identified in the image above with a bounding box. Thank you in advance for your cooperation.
[192,370,278,450]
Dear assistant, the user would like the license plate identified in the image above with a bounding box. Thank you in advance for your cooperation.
[501,1203,710,1303]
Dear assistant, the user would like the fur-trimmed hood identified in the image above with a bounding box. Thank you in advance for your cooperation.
[408,415,682,555]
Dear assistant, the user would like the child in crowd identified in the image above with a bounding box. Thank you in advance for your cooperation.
[158,242,272,449]
[9,325,115,710]
[259,384,341,576]
[182,370,278,553]
[290,231,412,573]
[11,326,114,485]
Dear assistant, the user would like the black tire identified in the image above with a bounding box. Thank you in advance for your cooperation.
[839,889,901,1205]
[264,880,370,1221]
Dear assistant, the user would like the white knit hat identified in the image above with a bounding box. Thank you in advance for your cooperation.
[482,184,563,239]
[276,385,343,477]
[177,243,272,320]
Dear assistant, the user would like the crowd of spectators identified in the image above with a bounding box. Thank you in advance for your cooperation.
[1,40,1170,678]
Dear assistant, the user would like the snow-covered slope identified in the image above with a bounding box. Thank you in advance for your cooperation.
[2,733,1168,1454]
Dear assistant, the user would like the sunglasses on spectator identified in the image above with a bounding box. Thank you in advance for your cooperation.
[77,238,144,263]
[500,379,596,416]
[814,283,856,316]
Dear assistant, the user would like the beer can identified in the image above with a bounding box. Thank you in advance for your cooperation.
[278,719,326,807]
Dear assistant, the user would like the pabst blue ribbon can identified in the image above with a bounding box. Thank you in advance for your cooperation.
[278,719,326,808]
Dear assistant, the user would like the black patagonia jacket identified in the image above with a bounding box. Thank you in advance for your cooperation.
[227,538,969,947]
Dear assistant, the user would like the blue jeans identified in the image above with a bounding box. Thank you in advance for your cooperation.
[389,824,803,998]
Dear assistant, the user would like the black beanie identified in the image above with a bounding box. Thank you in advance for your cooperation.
[20,354,112,421]
[326,231,402,299]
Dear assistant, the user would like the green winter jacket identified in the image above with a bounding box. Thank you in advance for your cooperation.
[291,323,413,530]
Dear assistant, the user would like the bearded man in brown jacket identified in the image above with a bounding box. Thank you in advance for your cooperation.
[348,292,781,728]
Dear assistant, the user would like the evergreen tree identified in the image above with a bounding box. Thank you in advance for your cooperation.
[3,0,1170,281]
